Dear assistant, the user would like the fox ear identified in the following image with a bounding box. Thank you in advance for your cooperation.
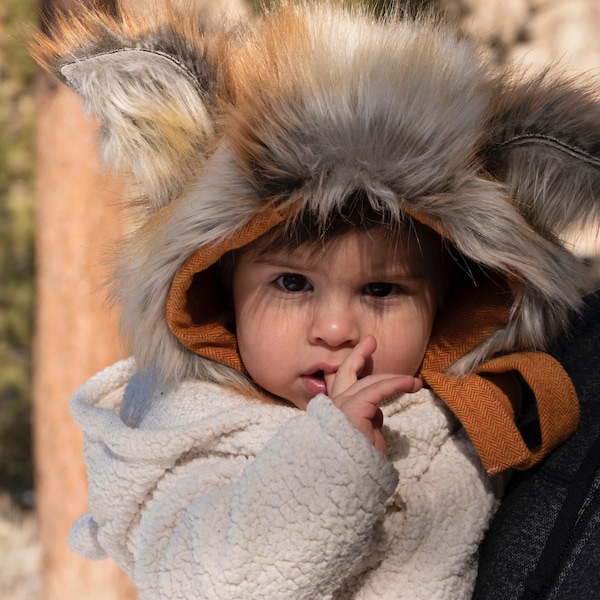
[482,72,600,238]
[30,5,222,211]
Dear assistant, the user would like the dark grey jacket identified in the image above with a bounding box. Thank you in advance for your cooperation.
[474,290,600,600]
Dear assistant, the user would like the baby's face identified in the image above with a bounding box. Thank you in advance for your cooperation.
[232,227,441,409]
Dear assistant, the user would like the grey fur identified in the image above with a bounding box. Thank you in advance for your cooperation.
[31,2,600,386]
[61,49,213,210]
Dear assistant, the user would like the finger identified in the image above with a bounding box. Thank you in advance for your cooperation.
[336,374,422,412]
[372,407,384,430]
[327,336,377,397]
[332,373,422,407]
[373,429,387,454]
[336,377,422,454]
[372,416,387,454]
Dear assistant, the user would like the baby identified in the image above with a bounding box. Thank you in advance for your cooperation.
[228,208,442,452]
[30,1,599,598]
[68,202,499,600]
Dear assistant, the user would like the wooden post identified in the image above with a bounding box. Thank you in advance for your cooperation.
[32,1,136,598]
[31,0,248,598]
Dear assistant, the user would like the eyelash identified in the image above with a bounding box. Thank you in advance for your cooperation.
[362,282,405,297]
[273,274,405,297]
[274,274,312,292]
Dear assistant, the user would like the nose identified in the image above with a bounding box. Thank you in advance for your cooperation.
[308,300,360,348]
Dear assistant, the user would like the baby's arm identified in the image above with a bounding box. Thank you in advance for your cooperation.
[134,396,398,599]
[71,360,401,599]
[326,336,423,453]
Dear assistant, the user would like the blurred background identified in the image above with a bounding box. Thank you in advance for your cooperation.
[0,0,599,599]
[1,0,37,597]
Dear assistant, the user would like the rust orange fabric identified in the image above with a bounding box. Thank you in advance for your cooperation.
[166,209,287,372]
[419,280,579,474]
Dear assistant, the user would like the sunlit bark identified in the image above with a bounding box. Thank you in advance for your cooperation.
[33,1,135,598]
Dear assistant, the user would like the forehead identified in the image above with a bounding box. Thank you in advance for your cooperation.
[253,225,435,271]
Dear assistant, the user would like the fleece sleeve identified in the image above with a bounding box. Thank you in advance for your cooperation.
[132,395,398,600]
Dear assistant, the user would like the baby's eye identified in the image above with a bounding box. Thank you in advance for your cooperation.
[363,282,403,297]
[274,273,312,292]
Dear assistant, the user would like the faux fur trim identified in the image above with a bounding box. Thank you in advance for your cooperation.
[30,1,224,210]
[30,1,600,384]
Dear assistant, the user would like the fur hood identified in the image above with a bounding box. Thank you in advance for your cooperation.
[30,1,600,388]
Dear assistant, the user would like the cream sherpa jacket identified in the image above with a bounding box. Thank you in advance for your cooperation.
[70,358,500,600]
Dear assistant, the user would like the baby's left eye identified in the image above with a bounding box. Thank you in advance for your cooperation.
[363,282,403,297]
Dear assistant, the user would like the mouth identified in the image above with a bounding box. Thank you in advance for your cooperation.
[300,368,331,397]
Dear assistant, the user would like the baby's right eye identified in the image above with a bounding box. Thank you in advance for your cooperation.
[274,273,312,292]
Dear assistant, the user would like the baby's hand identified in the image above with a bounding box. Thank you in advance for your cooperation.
[326,336,422,453]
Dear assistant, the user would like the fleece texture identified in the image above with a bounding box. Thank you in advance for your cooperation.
[70,359,501,600]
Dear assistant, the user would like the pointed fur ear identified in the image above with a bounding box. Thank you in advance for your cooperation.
[30,4,223,210]
[482,71,600,239]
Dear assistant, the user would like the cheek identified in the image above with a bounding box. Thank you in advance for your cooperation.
[235,300,269,367]
[237,319,275,389]
[235,308,301,402]
[234,297,293,382]
[375,332,429,375]
[372,301,437,375]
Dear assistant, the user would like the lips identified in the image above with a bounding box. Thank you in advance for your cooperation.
[300,364,337,397]
[300,372,327,396]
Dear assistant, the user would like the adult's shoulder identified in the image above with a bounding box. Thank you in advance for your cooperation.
[473,289,600,600]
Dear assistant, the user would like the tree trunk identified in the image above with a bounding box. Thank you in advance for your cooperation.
[33,1,136,597]
[32,0,248,596]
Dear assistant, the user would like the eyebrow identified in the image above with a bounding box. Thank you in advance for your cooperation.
[252,254,309,269]
[370,270,426,281]
[252,256,328,274]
